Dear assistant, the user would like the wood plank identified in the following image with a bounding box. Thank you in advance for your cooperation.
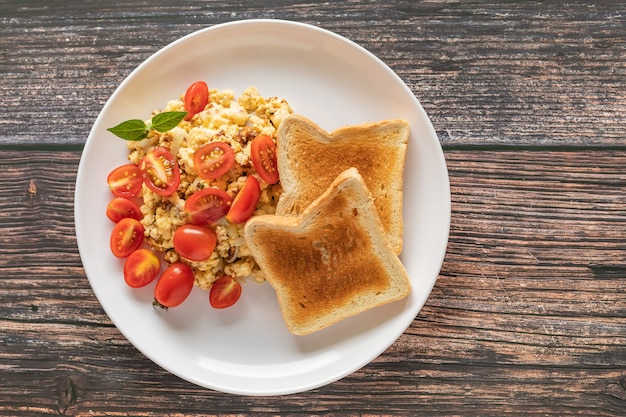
[2,0,625,414]
[1,1,625,146]
[0,148,624,415]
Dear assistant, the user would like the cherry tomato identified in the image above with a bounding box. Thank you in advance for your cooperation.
[139,147,180,197]
[110,217,144,258]
[209,275,242,309]
[107,164,142,197]
[184,188,232,225]
[250,134,279,184]
[106,197,142,223]
[153,263,195,308]
[184,81,209,121]
[173,225,217,262]
[226,176,260,224]
[193,141,235,180]
[123,248,161,288]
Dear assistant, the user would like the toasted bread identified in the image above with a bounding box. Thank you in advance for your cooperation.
[244,168,411,336]
[275,114,409,255]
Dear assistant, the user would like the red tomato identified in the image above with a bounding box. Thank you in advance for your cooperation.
[184,188,232,225]
[106,197,142,223]
[250,134,279,184]
[110,217,144,258]
[226,176,260,224]
[107,164,143,197]
[123,248,161,288]
[153,263,195,308]
[193,141,235,180]
[209,275,242,309]
[173,225,217,262]
[139,147,180,197]
[184,81,209,121]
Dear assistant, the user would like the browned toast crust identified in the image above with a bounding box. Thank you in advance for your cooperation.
[275,114,409,254]
[245,168,411,335]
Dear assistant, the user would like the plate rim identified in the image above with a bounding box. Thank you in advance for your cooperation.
[74,18,451,396]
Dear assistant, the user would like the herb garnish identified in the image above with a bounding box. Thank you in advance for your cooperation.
[107,111,188,141]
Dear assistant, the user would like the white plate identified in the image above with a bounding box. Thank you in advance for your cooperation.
[75,19,450,396]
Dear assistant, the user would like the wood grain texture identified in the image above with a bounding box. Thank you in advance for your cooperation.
[1,1,625,146]
[0,149,624,416]
[2,0,626,415]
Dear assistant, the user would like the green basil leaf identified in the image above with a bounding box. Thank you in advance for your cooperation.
[107,119,149,141]
[151,111,188,133]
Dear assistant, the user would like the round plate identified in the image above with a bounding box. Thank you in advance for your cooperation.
[75,19,450,396]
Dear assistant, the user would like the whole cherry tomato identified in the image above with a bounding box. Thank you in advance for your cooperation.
[184,81,209,121]
[153,263,195,308]
[184,188,232,225]
[110,217,144,258]
[107,164,143,197]
[209,275,242,309]
[106,197,142,223]
[124,248,161,288]
[193,141,235,180]
[173,225,217,262]
[250,134,279,184]
[139,147,180,197]
[226,175,260,224]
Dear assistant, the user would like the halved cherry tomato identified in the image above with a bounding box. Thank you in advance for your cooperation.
[194,141,235,180]
[184,81,209,121]
[184,188,232,225]
[226,176,260,224]
[250,134,279,184]
[139,147,180,197]
[110,217,144,258]
[173,225,217,262]
[153,263,195,308]
[106,197,142,223]
[209,275,242,309]
[107,164,143,197]
[123,248,161,288]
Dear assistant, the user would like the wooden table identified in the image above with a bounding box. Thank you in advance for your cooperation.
[2,1,625,415]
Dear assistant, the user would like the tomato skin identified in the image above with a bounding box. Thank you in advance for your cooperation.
[110,217,145,258]
[184,81,209,121]
[154,263,195,308]
[106,197,142,223]
[107,164,143,197]
[209,275,242,309]
[227,176,261,224]
[184,188,232,225]
[173,225,217,262]
[193,141,235,180]
[250,134,279,184]
[124,248,161,288]
[140,147,180,197]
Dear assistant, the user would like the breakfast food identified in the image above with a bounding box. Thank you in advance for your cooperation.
[244,168,411,335]
[106,80,412,319]
[275,114,409,255]
[106,83,292,305]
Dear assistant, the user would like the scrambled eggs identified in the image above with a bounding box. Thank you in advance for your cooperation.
[126,87,292,289]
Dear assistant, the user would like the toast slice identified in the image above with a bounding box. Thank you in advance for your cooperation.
[244,168,411,336]
[275,114,409,255]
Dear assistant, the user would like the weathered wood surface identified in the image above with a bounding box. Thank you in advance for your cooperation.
[1,149,624,416]
[1,1,624,146]
[1,0,625,416]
